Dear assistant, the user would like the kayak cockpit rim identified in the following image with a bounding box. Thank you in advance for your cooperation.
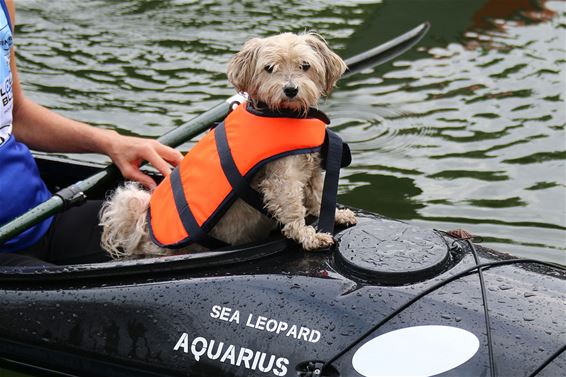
[0,236,289,282]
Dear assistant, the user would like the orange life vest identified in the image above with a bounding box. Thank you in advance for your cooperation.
[148,102,350,249]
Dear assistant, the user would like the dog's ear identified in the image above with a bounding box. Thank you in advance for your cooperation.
[227,37,263,93]
[304,33,347,95]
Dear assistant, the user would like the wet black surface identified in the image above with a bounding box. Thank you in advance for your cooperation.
[0,207,564,377]
[336,215,450,284]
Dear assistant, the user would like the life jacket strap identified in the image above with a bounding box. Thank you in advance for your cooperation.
[214,122,271,217]
[170,168,228,249]
[216,122,347,236]
[317,130,345,234]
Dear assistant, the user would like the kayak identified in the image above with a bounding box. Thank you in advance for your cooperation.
[0,155,564,377]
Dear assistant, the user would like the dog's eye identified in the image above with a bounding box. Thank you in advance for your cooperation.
[301,63,310,71]
[264,65,274,73]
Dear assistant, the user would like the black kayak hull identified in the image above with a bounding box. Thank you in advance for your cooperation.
[0,156,564,377]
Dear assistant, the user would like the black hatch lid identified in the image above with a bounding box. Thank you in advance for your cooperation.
[335,215,451,285]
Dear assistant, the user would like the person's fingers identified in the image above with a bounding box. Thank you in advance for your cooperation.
[121,164,156,189]
[143,148,173,177]
[156,142,183,166]
[108,136,183,183]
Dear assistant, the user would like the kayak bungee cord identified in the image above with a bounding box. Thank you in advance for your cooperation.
[467,238,496,377]
[528,344,566,377]
[435,233,496,377]
[0,23,430,246]
[318,244,565,376]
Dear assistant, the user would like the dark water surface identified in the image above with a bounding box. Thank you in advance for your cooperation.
[14,0,566,264]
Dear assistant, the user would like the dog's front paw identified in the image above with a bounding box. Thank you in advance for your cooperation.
[335,208,357,226]
[282,222,335,251]
[301,228,334,251]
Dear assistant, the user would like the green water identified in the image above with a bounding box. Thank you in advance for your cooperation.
[15,0,566,263]
[1,0,565,375]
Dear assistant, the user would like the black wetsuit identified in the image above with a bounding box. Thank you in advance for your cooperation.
[1,201,111,266]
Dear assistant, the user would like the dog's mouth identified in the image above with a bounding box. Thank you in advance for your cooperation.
[250,98,312,117]
[250,88,316,115]
[278,97,312,113]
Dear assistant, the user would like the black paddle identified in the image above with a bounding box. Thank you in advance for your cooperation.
[0,22,430,245]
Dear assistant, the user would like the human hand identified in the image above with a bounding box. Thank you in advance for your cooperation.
[104,132,183,189]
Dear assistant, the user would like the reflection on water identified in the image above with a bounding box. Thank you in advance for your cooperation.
[15,0,565,263]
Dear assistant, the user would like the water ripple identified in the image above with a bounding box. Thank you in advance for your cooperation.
[14,0,566,262]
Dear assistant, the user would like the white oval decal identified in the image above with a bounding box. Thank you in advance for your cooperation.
[352,325,480,377]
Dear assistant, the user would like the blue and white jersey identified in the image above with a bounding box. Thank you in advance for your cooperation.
[0,1,12,146]
[0,0,53,253]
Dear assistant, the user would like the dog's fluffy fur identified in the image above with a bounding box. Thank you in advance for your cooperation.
[100,32,357,259]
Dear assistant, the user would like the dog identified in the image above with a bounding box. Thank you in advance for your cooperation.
[100,32,357,259]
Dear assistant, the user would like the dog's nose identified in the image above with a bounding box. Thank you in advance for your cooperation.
[284,86,298,98]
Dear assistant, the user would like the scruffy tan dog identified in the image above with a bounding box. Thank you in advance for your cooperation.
[100,32,357,258]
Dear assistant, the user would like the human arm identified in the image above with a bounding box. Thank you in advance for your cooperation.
[5,0,183,188]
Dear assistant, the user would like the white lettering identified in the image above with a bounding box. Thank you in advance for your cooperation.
[265,319,278,332]
[211,305,241,324]
[211,305,324,348]
[190,337,207,361]
[219,306,231,321]
[179,335,289,376]
[173,333,189,353]
[210,305,221,319]
[286,325,298,339]
[246,313,254,327]
[274,357,290,376]
[298,327,309,341]
[229,309,240,323]
[207,339,223,360]
[251,350,262,370]
[258,353,275,373]
[309,330,321,343]
[256,316,267,330]
[220,344,236,364]
[276,321,288,334]
[236,347,254,368]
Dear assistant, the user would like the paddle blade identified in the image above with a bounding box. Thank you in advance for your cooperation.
[344,22,430,76]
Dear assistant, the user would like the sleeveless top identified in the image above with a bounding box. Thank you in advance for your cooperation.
[0,0,53,253]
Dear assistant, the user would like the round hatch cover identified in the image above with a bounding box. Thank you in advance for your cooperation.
[336,216,450,284]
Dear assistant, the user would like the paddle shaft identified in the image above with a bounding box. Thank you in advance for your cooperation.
[0,22,429,245]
